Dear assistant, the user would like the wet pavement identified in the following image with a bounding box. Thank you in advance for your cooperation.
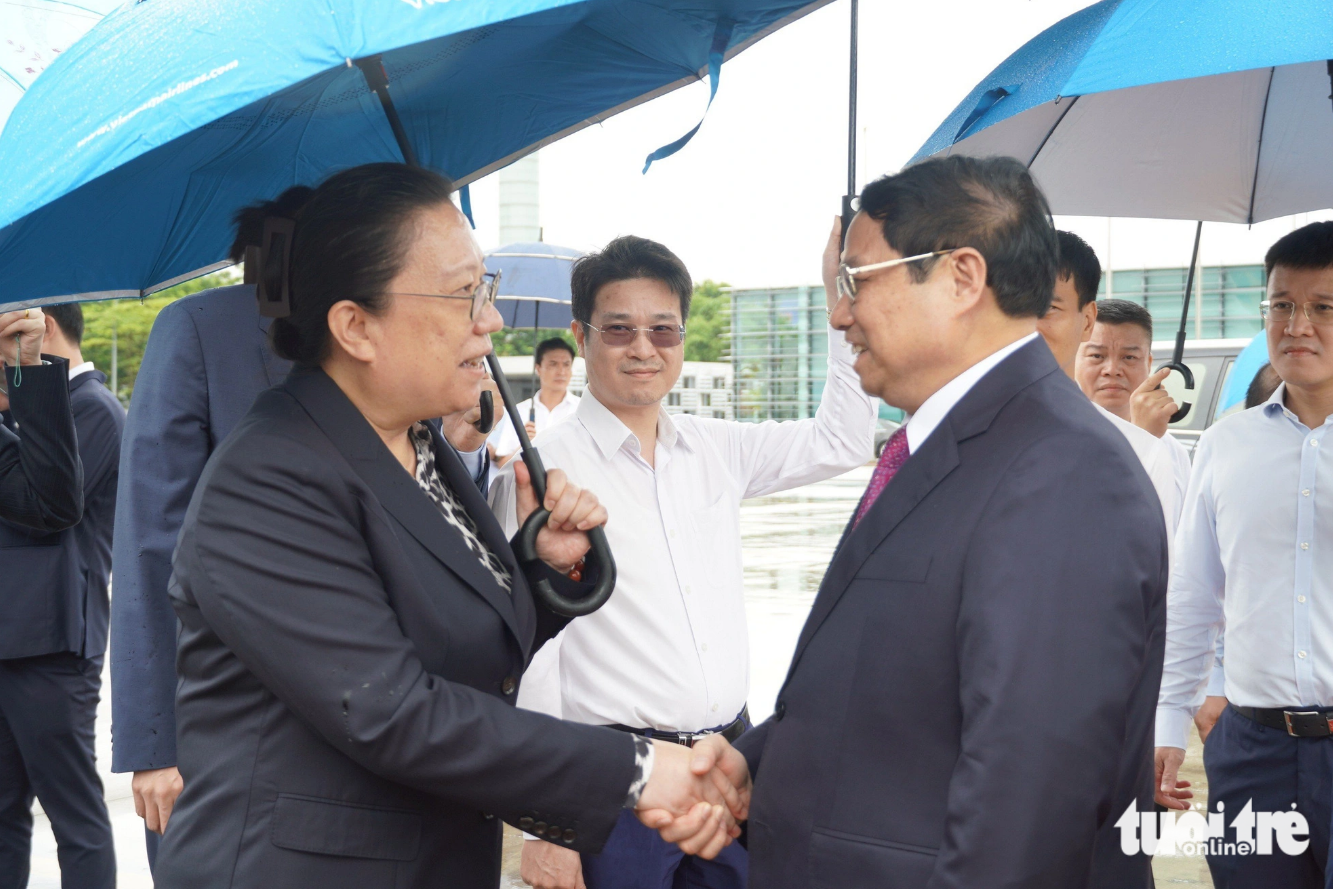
[32,465,1210,887]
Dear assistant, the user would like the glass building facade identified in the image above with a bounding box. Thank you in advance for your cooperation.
[730,263,1267,421]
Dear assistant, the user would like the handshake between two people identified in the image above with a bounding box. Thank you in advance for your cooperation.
[522,734,751,889]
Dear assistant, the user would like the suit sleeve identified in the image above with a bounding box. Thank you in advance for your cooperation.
[176,432,636,850]
[70,386,124,500]
[110,304,211,773]
[733,716,772,778]
[932,432,1167,889]
[0,358,83,531]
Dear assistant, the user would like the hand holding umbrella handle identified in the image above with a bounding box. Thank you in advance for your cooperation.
[485,352,616,616]
[1154,359,1194,425]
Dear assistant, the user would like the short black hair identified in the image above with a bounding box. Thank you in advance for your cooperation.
[1245,362,1282,409]
[46,303,84,345]
[1056,230,1101,308]
[230,185,317,264]
[535,337,575,365]
[570,235,692,325]
[1265,221,1333,278]
[861,155,1058,318]
[270,164,455,366]
[1094,298,1153,340]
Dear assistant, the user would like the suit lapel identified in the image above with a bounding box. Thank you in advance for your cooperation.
[283,369,522,646]
[784,339,1062,678]
[788,423,960,670]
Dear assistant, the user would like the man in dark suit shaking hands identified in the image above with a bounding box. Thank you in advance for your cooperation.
[733,157,1168,889]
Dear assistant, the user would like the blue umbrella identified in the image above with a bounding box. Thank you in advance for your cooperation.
[485,242,581,330]
[0,0,829,309]
[1217,332,1270,415]
[911,0,1333,423]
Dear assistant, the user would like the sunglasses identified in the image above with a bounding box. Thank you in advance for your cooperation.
[386,269,501,320]
[836,249,956,304]
[585,323,686,348]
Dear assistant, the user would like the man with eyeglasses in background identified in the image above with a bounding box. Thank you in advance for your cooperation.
[492,233,874,889]
[1155,221,1333,888]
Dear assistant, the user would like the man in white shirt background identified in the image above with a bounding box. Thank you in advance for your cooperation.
[489,336,580,463]
[1154,221,1333,888]
[496,233,874,889]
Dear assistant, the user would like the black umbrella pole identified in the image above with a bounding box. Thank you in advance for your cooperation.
[1174,220,1203,366]
[355,55,421,168]
[841,0,859,248]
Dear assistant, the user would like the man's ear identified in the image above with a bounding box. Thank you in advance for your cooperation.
[1080,300,1098,343]
[43,312,59,343]
[948,247,989,314]
[571,320,585,356]
[326,300,377,363]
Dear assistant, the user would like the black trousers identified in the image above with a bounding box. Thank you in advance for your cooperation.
[0,653,115,889]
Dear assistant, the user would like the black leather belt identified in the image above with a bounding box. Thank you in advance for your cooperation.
[606,707,748,747]
[1230,704,1333,738]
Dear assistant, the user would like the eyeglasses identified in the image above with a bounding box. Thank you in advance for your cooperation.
[386,269,501,319]
[836,249,956,304]
[1261,298,1333,327]
[585,323,686,347]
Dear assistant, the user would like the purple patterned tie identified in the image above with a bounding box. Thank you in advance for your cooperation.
[854,427,909,527]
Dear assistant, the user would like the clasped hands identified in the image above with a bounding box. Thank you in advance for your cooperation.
[521,735,750,889]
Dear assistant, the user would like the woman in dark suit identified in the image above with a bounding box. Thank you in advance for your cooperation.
[151,164,745,889]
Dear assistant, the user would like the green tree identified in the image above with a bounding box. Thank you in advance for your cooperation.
[80,270,240,404]
[684,279,729,362]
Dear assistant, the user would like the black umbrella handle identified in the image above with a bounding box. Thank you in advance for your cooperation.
[1156,342,1195,424]
[485,352,616,617]
[472,390,495,434]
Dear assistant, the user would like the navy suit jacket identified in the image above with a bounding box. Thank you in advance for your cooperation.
[155,368,631,889]
[110,285,290,773]
[0,368,123,660]
[0,357,83,532]
[736,341,1168,889]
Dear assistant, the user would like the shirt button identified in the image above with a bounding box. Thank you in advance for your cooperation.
[701,643,708,652]
[1302,542,1311,551]
[712,703,719,713]
[1299,596,1308,603]
[1299,651,1308,659]
[1304,489,1312,497]
[501,677,518,695]
[1313,440,1320,447]
[670,530,676,538]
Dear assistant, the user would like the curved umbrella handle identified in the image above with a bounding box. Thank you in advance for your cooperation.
[472,389,495,435]
[514,512,617,617]
[484,352,617,617]
[1155,360,1195,425]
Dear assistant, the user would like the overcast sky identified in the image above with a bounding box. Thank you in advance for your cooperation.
[465,0,1332,290]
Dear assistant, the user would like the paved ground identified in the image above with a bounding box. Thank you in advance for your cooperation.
[29,465,1213,887]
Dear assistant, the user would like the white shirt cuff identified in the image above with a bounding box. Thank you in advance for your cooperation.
[1206,663,1227,697]
[1155,707,1193,750]
[456,442,487,478]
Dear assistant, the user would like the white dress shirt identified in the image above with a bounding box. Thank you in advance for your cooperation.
[904,333,1039,454]
[488,388,580,457]
[1094,405,1184,537]
[493,327,875,731]
[68,361,95,381]
[1156,385,1333,749]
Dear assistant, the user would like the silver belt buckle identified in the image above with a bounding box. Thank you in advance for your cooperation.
[1283,710,1321,736]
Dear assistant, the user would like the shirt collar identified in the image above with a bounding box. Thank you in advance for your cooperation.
[68,361,95,381]
[575,388,685,460]
[904,332,1039,454]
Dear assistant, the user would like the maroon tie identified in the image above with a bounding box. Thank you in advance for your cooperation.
[854,427,909,527]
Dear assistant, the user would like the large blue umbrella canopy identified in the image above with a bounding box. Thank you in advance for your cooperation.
[0,0,829,309]
[1217,331,1270,415]
[485,242,581,330]
[911,0,1333,223]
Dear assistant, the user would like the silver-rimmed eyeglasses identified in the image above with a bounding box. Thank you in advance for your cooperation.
[836,250,956,304]
[386,269,502,319]
[1261,298,1333,327]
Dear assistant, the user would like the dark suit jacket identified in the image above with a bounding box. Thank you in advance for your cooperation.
[0,369,124,660]
[736,341,1168,889]
[153,368,633,889]
[0,357,82,532]
[110,284,290,772]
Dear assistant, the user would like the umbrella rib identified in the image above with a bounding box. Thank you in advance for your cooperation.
[1026,95,1079,169]
[1246,66,1276,226]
